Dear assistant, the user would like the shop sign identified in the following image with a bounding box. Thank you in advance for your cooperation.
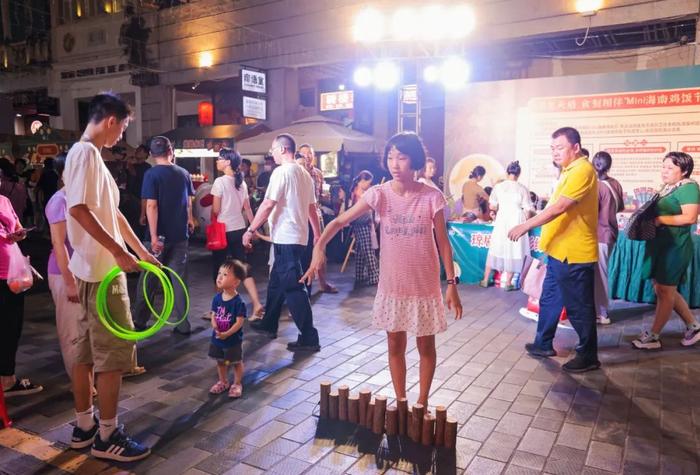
[241,67,266,94]
[243,96,266,120]
[320,90,354,111]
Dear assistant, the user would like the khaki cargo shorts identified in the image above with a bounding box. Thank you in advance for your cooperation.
[76,274,135,373]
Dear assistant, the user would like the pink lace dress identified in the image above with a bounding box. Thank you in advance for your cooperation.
[362,182,447,336]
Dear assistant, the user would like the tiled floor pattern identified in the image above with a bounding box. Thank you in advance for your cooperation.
[2,244,700,474]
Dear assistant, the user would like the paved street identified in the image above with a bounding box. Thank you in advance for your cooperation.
[1,243,700,475]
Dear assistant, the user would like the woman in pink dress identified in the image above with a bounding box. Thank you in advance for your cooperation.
[302,132,462,407]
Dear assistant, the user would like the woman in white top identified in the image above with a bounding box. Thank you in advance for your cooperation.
[211,148,264,317]
[480,161,534,290]
[417,157,441,191]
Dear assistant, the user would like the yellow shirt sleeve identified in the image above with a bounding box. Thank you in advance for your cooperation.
[558,163,596,203]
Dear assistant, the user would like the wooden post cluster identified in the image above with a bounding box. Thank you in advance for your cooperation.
[318,383,458,448]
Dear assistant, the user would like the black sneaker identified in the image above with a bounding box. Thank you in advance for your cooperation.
[524,343,556,358]
[562,356,601,373]
[286,341,321,352]
[91,425,151,462]
[71,417,98,449]
[3,378,43,397]
[249,321,277,339]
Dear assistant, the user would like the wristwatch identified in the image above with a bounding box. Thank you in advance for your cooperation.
[446,277,460,285]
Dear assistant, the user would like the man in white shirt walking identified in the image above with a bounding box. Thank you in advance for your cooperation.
[243,133,321,351]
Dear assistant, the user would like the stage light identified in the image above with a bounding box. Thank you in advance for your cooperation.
[338,84,346,91]
[440,57,470,90]
[391,7,418,41]
[423,65,440,83]
[198,51,213,68]
[353,66,373,87]
[373,62,400,90]
[447,5,476,38]
[575,0,603,15]
[419,5,447,41]
[352,8,384,43]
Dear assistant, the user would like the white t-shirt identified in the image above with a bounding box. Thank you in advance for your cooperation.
[265,163,316,245]
[211,175,248,232]
[64,142,125,283]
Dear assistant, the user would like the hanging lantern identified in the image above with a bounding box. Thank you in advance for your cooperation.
[198,101,214,126]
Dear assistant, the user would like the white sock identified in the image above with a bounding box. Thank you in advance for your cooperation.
[76,406,94,431]
[99,417,117,441]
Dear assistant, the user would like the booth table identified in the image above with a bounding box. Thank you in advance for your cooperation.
[447,222,543,285]
[608,232,700,308]
[448,221,700,308]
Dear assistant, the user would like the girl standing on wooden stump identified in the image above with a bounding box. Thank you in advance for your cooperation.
[302,132,463,407]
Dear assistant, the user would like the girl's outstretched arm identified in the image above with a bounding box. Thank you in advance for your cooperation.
[433,211,463,319]
[300,200,372,285]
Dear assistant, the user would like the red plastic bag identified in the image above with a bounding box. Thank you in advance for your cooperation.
[206,216,227,251]
[7,243,33,294]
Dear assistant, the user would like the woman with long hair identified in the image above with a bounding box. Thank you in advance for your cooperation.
[211,148,264,317]
[417,157,440,191]
[349,170,379,286]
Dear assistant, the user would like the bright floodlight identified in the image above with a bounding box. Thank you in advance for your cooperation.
[391,7,418,41]
[374,62,400,90]
[198,51,213,68]
[353,8,385,43]
[575,0,603,14]
[419,5,447,41]
[447,5,476,39]
[440,57,470,90]
[353,66,374,87]
[423,64,440,83]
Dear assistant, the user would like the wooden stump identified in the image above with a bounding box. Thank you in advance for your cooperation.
[359,390,371,428]
[348,395,359,424]
[319,382,331,419]
[397,398,408,436]
[386,406,398,436]
[338,385,349,421]
[329,392,339,420]
[434,406,447,446]
[372,396,387,435]
[421,414,435,446]
[366,401,375,429]
[411,404,424,443]
[444,418,458,449]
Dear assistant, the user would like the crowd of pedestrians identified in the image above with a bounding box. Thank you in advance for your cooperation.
[3,92,700,468]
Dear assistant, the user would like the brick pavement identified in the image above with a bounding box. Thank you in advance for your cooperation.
[2,244,700,474]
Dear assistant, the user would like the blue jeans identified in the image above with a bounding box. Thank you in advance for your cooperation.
[259,244,319,345]
[535,256,598,362]
[133,240,190,333]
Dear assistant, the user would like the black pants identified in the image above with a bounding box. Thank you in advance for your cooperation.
[0,280,26,376]
[259,244,319,345]
[211,229,247,281]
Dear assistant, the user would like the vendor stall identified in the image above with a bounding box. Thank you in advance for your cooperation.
[447,222,543,284]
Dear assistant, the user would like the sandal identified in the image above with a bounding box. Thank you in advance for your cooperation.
[209,381,230,394]
[123,366,147,378]
[320,284,338,294]
[228,383,242,398]
[478,280,489,288]
[503,284,516,292]
[3,377,43,397]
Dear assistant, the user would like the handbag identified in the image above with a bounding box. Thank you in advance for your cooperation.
[521,257,547,299]
[623,178,692,241]
[624,194,658,241]
[205,215,227,251]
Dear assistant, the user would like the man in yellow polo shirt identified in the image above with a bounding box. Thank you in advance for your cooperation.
[509,127,600,373]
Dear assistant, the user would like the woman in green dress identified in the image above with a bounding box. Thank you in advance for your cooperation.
[633,152,700,350]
